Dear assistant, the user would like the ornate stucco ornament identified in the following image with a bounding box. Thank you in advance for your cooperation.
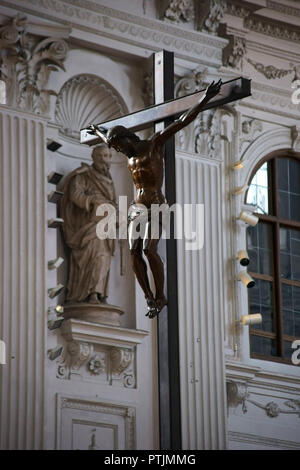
[0,14,68,114]
[199,0,227,34]
[247,58,296,80]
[224,36,247,70]
[163,0,194,24]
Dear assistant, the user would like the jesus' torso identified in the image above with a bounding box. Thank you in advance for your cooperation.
[126,138,165,207]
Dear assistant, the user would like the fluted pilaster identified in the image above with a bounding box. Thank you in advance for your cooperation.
[0,106,47,449]
[176,152,227,449]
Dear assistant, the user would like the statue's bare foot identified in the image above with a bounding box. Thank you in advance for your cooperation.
[98,294,108,304]
[88,293,100,304]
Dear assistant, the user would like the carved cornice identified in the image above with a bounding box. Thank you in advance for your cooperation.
[244,13,300,44]
[267,0,300,18]
[1,0,227,65]
[226,0,260,18]
[238,81,300,120]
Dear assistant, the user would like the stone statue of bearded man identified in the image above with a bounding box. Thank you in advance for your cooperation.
[61,144,117,304]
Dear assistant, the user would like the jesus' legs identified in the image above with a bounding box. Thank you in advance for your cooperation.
[143,238,167,314]
[130,240,154,303]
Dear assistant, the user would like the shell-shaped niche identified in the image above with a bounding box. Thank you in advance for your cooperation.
[55,74,126,140]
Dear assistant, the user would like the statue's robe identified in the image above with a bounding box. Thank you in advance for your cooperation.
[61,163,116,302]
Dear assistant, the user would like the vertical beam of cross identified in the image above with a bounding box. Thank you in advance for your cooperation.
[154,50,181,450]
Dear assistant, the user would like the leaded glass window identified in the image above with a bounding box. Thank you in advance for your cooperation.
[245,151,300,363]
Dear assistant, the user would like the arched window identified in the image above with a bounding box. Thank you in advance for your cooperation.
[246,150,300,363]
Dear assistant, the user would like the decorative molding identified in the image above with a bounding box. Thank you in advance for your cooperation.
[240,118,263,152]
[244,14,300,44]
[67,341,93,370]
[227,380,248,412]
[110,347,133,376]
[247,58,294,80]
[141,72,153,107]
[174,66,208,98]
[194,108,222,158]
[175,105,234,158]
[88,354,106,375]
[246,398,300,418]
[197,0,227,35]
[267,1,300,19]
[226,0,252,18]
[55,74,125,140]
[56,340,136,387]
[56,394,136,450]
[224,36,246,70]
[60,318,148,348]
[163,0,194,24]
[2,0,226,66]
[239,81,300,120]
[226,360,300,394]
[291,125,300,150]
[0,14,68,114]
[55,319,146,386]
[228,431,300,450]
[227,379,300,419]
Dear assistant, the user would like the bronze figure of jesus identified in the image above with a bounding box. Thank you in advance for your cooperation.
[88,79,222,318]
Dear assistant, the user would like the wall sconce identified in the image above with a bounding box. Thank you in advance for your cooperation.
[237,250,250,266]
[47,171,63,184]
[241,313,262,326]
[48,257,64,270]
[48,217,64,228]
[238,210,259,226]
[232,185,248,196]
[47,306,64,330]
[48,317,64,330]
[47,345,63,360]
[47,284,64,298]
[48,190,63,204]
[232,160,244,170]
[47,140,62,152]
[237,271,255,288]
[55,305,64,314]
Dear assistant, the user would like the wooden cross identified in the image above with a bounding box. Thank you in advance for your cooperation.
[81,51,251,450]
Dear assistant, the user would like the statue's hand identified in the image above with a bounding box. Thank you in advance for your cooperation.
[205,79,222,99]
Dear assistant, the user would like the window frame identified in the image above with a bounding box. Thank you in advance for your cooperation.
[246,149,300,364]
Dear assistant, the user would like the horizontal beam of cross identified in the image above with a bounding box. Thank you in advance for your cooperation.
[80,77,251,146]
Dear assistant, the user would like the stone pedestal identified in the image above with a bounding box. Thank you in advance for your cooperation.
[63,302,124,326]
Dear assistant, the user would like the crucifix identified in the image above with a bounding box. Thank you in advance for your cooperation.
[81,50,251,449]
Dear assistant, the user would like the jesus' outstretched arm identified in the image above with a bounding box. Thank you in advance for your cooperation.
[153,79,222,146]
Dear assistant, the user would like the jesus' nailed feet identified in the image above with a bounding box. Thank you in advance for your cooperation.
[146,296,167,319]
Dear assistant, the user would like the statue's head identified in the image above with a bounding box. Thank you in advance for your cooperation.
[106,125,139,156]
[92,144,112,170]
